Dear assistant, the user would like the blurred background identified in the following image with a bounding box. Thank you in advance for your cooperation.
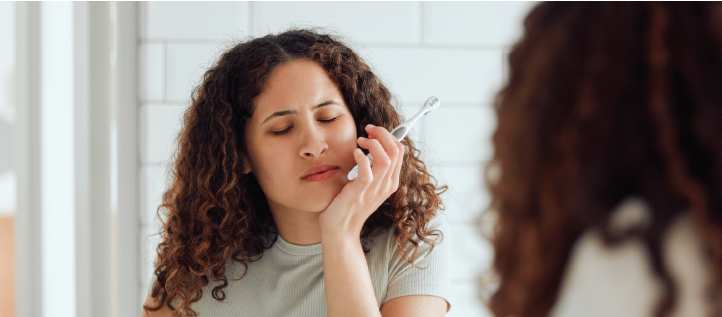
[1,2,536,317]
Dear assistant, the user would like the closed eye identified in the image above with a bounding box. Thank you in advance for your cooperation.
[272,126,292,135]
[319,116,340,123]
[273,115,339,135]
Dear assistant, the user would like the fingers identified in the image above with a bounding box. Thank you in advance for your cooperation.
[339,125,403,224]
[365,124,401,163]
[390,140,404,190]
[366,124,402,190]
[353,148,373,185]
[357,136,391,181]
[359,124,403,196]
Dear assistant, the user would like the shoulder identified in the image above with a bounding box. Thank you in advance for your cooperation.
[426,213,449,236]
[550,229,662,317]
[366,213,449,255]
[551,214,712,317]
[380,212,450,269]
[396,213,449,249]
[379,213,452,309]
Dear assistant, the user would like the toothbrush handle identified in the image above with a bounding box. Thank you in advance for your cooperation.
[347,153,374,180]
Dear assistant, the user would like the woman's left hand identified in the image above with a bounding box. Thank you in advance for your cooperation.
[318,124,404,238]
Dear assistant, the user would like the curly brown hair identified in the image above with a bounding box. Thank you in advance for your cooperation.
[143,29,446,316]
[486,2,722,317]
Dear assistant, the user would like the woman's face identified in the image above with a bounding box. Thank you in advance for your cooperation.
[244,59,358,214]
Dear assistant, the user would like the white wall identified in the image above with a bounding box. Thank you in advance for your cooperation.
[137,2,537,315]
[0,1,16,215]
[40,3,77,315]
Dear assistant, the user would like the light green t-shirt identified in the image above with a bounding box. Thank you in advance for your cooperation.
[147,215,451,316]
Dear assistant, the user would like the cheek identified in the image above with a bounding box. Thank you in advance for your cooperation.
[329,133,357,166]
[331,120,358,151]
[248,141,294,187]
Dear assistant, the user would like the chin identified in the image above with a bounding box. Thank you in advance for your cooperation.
[301,199,333,213]
[303,185,343,212]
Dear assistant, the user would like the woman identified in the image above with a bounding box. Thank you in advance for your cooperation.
[142,29,450,317]
[486,2,722,317]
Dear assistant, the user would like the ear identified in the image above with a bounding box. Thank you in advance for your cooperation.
[241,154,253,174]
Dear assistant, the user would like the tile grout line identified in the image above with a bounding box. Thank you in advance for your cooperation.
[247,1,254,35]
[137,39,506,51]
[418,1,424,46]
[151,100,494,108]
[162,41,167,102]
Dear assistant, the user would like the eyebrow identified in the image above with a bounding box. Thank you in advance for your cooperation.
[261,100,342,125]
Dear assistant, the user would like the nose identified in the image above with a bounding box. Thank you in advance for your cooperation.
[299,124,328,158]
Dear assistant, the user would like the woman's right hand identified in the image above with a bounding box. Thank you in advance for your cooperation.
[317,124,404,239]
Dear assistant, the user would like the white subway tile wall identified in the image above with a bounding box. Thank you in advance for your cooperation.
[139,43,164,101]
[448,223,494,282]
[252,2,421,44]
[140,164,169,230]
[450,282,492,317]
[367,48,503,105]
[165,43,222,101]
[425,106,497,163]
[137,2,538,315]
[436,165,489,223]
[423,2,533,47]
[142,2,250,40]
[140,104,186,164]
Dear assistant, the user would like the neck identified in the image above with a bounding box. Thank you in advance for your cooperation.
[268,200,322,246]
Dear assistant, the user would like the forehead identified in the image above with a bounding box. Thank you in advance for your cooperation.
[252,59,344,116]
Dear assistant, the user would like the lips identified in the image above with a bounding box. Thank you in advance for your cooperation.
[301,164,340,181]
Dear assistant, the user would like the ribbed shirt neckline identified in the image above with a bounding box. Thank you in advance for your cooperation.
[275,234,323,256]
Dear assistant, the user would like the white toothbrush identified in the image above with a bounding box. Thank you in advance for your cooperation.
[347,96,442,180]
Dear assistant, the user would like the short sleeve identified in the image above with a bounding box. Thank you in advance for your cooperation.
[383,214,451,311]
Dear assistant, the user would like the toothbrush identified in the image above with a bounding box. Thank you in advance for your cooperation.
[347,96,442,180]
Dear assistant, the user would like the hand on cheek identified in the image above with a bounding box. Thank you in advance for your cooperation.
[318,124,405,237]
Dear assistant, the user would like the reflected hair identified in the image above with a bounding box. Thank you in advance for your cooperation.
[486,2,722,317]
[143,29,446,316]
